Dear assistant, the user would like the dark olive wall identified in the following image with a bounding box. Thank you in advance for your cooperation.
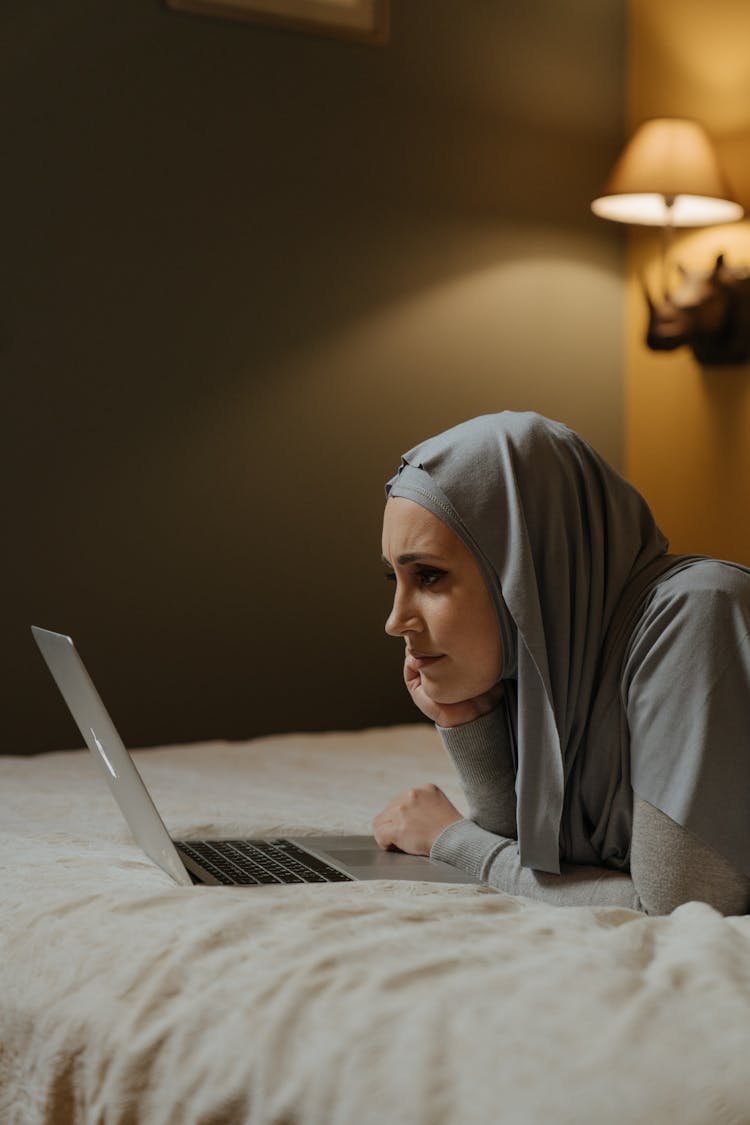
[3,0,627,753]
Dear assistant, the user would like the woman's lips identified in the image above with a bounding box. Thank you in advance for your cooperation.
[406,650,445,670]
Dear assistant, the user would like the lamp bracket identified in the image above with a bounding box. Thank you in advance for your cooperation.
[643,253,750,366]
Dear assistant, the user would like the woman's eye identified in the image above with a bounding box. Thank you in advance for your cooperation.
[382,567,445,586]
[417,567,445,587]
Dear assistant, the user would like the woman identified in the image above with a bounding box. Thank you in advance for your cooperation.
[373,412,750,915]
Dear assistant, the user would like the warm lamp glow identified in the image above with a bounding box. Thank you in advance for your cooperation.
[592,118,750,364]
[591,117,743,227]
[593,192,742,226]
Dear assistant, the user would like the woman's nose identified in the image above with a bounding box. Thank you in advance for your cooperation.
[385,587,420,637]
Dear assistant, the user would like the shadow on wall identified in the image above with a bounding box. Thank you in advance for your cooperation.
[13,217,623,754]
[108,222,624,657]
[5,0,628,751]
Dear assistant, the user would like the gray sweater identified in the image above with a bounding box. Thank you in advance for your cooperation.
[430,708,750,916]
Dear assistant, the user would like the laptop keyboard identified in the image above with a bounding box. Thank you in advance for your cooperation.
[175,838,354,885]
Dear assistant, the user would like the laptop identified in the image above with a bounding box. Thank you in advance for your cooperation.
[32,626,480,888]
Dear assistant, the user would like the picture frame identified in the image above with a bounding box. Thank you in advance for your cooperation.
[165,0,390,45]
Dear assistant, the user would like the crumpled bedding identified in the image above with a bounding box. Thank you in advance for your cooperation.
[2,724,750,1125]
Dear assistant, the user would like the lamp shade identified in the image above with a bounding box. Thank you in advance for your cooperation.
[591,117,744,227]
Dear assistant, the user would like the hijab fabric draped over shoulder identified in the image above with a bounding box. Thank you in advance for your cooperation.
[386,412,690,874]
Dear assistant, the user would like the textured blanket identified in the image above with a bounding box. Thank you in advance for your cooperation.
[2,724,750,1124]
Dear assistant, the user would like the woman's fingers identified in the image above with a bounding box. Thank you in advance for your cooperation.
[372,784,462,855]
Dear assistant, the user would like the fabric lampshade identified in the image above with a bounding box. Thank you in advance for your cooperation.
[591,117,744,227]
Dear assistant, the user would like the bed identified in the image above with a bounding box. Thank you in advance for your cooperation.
[2,723,750,1124]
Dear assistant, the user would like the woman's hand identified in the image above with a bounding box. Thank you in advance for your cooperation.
[404,659,505,728]
[372,783,462,856]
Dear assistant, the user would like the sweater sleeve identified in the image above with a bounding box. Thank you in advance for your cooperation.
[431,817,643,910]
[433,709,750,915]
[434,707,642,910]
[435,705,517,839]
[432,799,750,915]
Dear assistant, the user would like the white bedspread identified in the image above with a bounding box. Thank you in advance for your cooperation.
[2,724,750,1125]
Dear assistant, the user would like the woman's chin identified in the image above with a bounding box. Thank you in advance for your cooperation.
[422,681,467,707]
[422,676,496,707]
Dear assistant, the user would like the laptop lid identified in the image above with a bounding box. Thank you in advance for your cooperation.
[31,626,193,886]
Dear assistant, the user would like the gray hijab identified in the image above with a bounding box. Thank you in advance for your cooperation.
[386,411,697,874]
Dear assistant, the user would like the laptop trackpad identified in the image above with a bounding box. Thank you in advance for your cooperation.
[327,849,436,874]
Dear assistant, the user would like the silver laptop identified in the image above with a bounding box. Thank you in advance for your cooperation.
[32,627,480,888]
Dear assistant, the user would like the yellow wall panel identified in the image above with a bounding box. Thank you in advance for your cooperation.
[627,0,750,564]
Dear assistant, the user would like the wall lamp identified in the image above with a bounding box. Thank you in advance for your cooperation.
[592,117,750,365]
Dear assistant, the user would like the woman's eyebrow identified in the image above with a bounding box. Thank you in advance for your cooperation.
[381,552,446,566]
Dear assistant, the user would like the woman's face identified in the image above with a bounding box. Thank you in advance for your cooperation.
[381,496,503,705]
